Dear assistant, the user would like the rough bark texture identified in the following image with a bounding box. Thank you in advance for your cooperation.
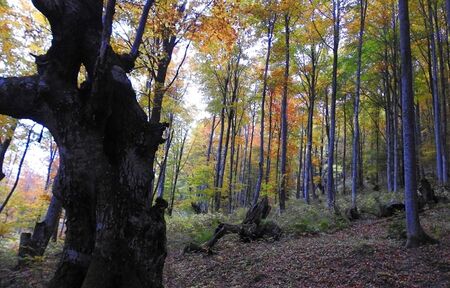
[0,1,167,287]
[184,197,282,254]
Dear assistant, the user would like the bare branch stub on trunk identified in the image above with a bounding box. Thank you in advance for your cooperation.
[0,1,167,287]
[184,197,282,254]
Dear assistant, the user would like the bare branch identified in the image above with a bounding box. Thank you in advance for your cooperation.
[165,41,191,91]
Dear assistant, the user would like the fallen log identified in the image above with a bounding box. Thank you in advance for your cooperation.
[184,197,282,254]
[378,201,405,217]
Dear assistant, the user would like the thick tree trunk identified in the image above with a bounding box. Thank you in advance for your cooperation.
[399,0,435,248]
[0,1,168,287]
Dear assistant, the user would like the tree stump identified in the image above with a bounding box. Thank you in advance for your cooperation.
[418,178,438,208]
[184,197,281,253]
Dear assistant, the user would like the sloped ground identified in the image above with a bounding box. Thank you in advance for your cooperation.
[1,205,449,288]
[164,205,450,288]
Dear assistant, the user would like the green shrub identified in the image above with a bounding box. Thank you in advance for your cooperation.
[271,199,349,235]
[387,213,407,240]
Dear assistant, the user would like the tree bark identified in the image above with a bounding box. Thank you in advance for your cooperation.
[206,115,216,162]
[279,13,290,212]
[351,0,368,209]
[302,45,319,204]
[326,0,340,208]
[426,0,447,185]
[399,0,436,248]
[0,1,168,287]
[296,125,304,199]
[0,121,16,181]
[156,114,174,199]
[253,15,275,206]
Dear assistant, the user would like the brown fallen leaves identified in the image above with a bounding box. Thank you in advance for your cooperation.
[164,205,450,288]
[0,205,449,288]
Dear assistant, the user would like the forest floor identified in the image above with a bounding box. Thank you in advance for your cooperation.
[1,203,450,288]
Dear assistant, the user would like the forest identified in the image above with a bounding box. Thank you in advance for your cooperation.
[0,0,449,287]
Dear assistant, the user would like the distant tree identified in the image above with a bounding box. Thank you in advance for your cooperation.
[351,0,368,210]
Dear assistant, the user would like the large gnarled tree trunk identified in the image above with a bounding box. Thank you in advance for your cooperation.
[0,1,167,287]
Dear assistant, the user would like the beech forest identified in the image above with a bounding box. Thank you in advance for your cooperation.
[0,0,449,287]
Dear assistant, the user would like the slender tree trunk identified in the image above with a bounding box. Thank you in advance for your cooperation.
[214,103,226,211]
[415,103,424,179]
[384,53,394,192]
[433,1,449,184]
[351,0,368,209]
[0,122,16,181]
[253,16,275,206]
[335,118,340,190]
[427,0,447,184]
[343,101,347,194]
[206,115,216,162]
[240,125,249,206]
[0,127,33,214]
[228,118,237,213]
[303,47,318,204]
[44,139,58,190]
[156,114,174,199]
[392,11,400,193]
[246,111,256,207]
[279,13,290,212]
[326,0,340,209]
[296,125,304,199]
[168,130,187,216]
[265,91,274,185]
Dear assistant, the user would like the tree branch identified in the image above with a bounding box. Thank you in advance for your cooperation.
[0,76,48,124]
[31,0,63,20]
[130,0,156,62]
